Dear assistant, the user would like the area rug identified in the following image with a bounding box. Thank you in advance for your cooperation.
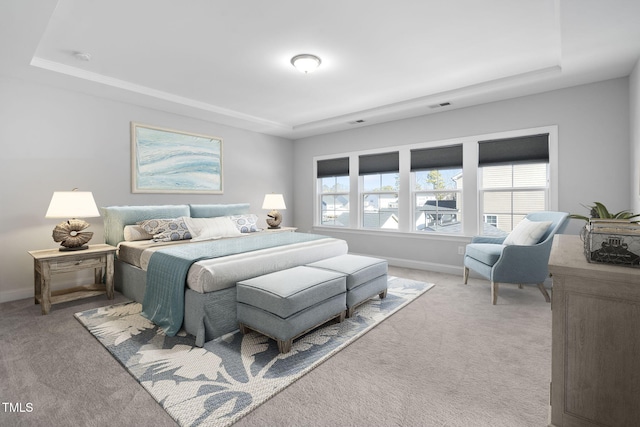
[74,276,434,427]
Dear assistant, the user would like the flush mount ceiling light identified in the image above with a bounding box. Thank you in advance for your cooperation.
[291,54,321,74]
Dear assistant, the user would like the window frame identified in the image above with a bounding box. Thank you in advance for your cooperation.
[312,125,558,238]
[319,175,350,227]
[360,172,400,230]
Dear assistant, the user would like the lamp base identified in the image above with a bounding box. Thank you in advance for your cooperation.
[266,210,283,229]
[59,245,89,252]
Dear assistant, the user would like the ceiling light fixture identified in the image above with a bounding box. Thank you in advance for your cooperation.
[291,54,321,74]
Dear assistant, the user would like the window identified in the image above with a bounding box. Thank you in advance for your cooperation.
[411,145,463,233]
[479,134,549,235]
[318,158,350,226]
[484,215,497,227]
[360,152,399,230]
[313,127,556,237]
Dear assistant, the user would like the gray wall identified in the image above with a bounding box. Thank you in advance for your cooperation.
[631,59,640,215]
[293,78,631,274]
[0,74,633,302]
[0,75,293,302]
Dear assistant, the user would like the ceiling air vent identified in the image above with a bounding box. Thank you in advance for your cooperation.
[429,102,452,109]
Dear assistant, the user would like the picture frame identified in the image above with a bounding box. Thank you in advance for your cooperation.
[131,122,223,194]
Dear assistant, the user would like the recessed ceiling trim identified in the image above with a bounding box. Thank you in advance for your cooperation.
[29,56,292,131]
[293,64,563,133]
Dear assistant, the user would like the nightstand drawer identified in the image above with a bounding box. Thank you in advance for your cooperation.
[50,257,105,272]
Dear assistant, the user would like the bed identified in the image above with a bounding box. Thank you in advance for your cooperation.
[101,203,348,346]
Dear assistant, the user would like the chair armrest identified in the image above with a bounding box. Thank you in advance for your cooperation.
[471,235,506,244]
[492,241,553,284]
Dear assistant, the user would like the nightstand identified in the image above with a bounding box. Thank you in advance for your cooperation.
[28,244,117,314]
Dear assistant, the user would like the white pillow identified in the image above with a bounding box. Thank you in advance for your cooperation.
[123,225,154,241]
[183,216,242,242]
[503,218,552,246]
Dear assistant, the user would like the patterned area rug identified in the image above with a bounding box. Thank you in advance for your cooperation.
[75,277,434,427]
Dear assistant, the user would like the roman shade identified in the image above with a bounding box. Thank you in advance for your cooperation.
[359,152,399,175]
[317,157,349,178]
[478,134,549,166]
[411,145,463,171]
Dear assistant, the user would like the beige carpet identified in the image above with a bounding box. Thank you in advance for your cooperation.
[0,267,552,426]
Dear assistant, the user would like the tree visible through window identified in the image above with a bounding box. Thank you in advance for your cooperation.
[411,144,463,233]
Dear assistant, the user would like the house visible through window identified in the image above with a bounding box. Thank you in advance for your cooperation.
[318,157,350,227]
[360,152,399,230]
[479,134,549,235]
[411,145,463,233]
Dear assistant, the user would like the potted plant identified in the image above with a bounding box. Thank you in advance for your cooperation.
[572,202,640,266]
[570,202,640,222]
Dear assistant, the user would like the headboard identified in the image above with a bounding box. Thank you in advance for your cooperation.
[100,203,250,246]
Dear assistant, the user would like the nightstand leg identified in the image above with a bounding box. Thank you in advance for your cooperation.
[40,262,51,315]
[105,253,114,299]
[34,260,41,305]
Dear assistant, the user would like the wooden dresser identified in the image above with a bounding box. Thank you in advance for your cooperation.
[548,234,640,427]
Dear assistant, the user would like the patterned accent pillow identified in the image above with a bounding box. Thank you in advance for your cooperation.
[228,214,260,233]
[137,218,192,242]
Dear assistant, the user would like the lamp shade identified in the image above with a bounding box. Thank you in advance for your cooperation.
[262,194,286,210]
[45,191,100,218]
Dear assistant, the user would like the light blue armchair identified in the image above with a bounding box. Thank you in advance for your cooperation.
[463,211,570,304]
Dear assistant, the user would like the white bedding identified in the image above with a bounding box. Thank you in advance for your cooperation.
[117,235,348,294]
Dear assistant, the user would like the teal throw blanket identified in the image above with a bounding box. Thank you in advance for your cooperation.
[142,232,329,336]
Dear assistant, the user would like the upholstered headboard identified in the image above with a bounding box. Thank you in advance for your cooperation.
[189,203,250,218]
[100,203,250,246]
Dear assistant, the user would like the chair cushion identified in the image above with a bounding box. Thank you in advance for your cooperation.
[465,243,504,266]
[503,218,552,246]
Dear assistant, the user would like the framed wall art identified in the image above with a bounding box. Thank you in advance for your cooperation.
[131,122,223,194]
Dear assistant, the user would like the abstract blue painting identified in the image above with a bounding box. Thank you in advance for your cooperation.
[131,122,223,193]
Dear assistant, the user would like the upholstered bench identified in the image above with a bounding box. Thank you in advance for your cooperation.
[236,266,347,353]
[307,254,388,318]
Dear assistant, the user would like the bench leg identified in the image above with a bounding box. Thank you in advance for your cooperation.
[278,339,293,354]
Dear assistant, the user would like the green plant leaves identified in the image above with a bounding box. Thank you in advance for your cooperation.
[570,202,640,222]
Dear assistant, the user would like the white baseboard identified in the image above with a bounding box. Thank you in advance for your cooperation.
[348,252,464,277]
[0,288,33,304]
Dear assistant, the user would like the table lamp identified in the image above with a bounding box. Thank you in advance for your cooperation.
[45,189,100,251]
[262,193,286,229]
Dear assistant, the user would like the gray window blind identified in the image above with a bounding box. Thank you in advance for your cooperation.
[411,145,463,171]
[317,157,349,178]
[359,152,399,175]
[478,134,549,166]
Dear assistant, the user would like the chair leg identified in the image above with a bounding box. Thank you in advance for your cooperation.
[518,284,523,289]
[537,283,551,303]
[491,281,499,305]
[463,267,469,284]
